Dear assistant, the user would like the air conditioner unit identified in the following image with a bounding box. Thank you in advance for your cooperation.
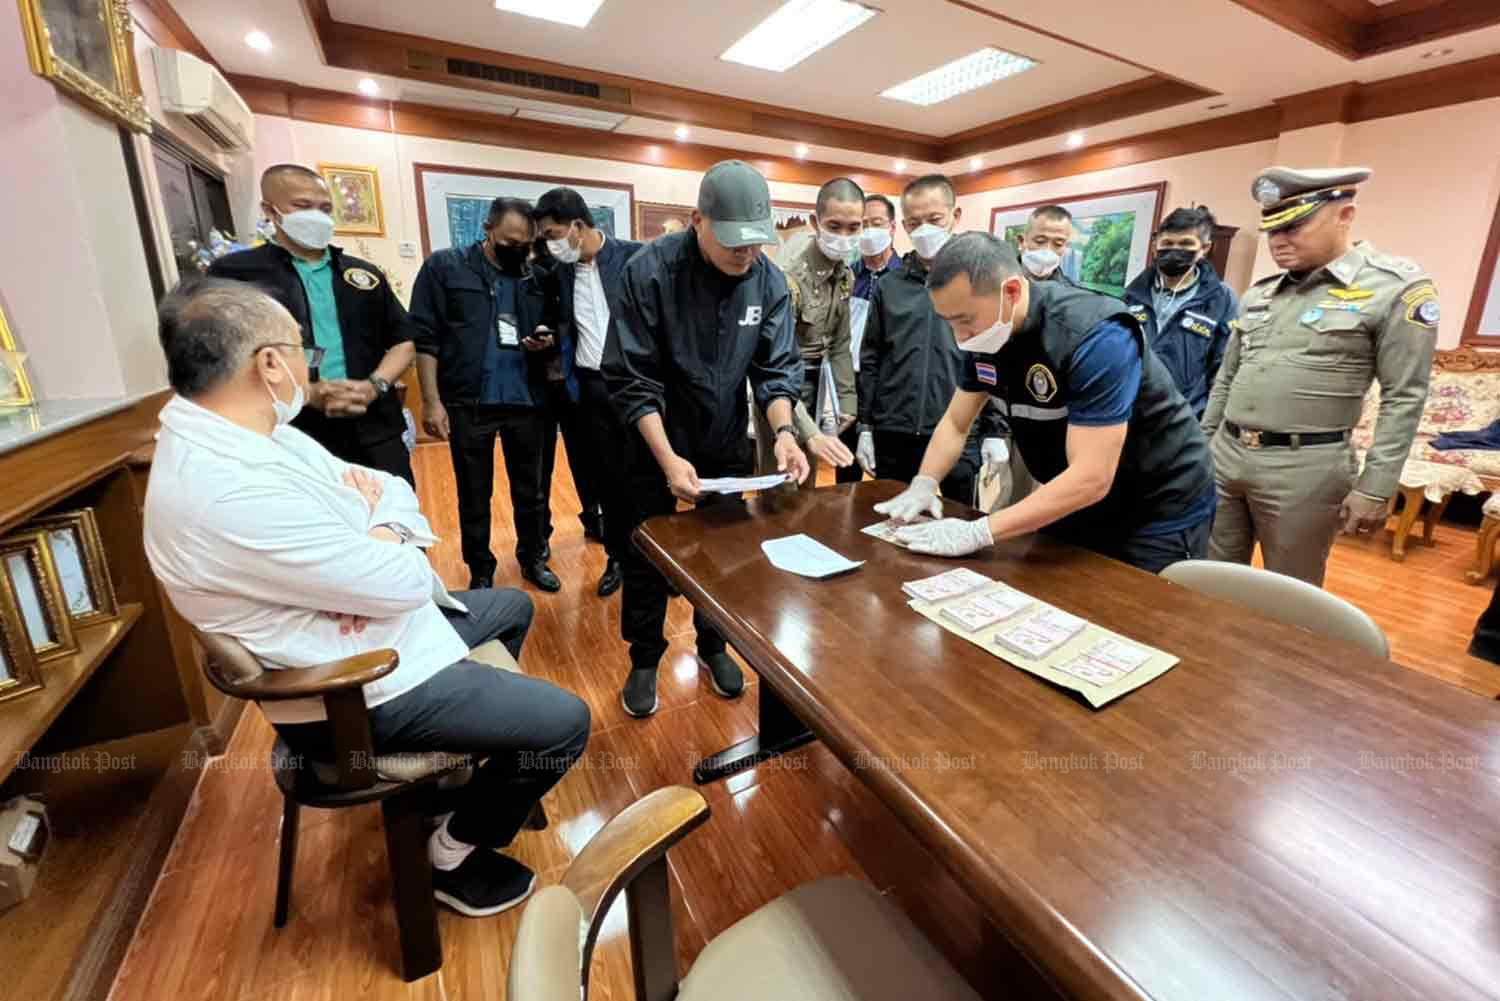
[150,48,254,152]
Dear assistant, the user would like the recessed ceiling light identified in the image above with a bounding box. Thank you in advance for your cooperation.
[674,124,690,141]
[244,30,272,52]
[357,78,380,97]
[1420,47,1454,59]
[969,156,983,170]
[893,159,906,172]
[492,0,606,28]
[1066,132,1084,148]
[881,47,1036,106]
[795,143,810,159]
[721,0,877,73]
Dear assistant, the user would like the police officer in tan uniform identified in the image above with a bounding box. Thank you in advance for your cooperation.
[1203,166,1438,586]
[752,177,863,480]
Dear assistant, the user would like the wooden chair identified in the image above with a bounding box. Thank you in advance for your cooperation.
[1161,560,1390,659]
[196,632,534,982]
[507,786,985,1001]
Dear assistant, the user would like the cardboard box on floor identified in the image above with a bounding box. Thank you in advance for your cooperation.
[0,795,49,913]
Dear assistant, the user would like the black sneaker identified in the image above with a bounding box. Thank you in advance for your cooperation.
[522,561,562,593]
[698,652,744,699]
[621,668,659,718]
[432,851,536,918]
[596,560,622,597]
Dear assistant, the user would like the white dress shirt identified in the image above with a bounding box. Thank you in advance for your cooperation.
[573,238,611,371]
[144,395,468,724]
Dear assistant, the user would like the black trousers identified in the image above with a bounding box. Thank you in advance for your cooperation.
[874,430,980,507]
[544,380,602,533]
[575,368,633,564]
[1471,581,1500,664]
[835,422,863,484]
[619,439,749,672]
[300,413,414,487]
[448,403,555,580]
[1089,517,1212,574]
[275,589,590,850]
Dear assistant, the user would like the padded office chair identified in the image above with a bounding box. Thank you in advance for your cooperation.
[196,632,539,982]
[507,786,984,1001]
[1160,560,1390,659]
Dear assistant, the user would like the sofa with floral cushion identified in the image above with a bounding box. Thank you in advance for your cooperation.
[1351,346,1500,573]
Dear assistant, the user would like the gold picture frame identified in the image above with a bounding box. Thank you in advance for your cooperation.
[1,531,77,663]
[30,509,117,627]
[319,163,386,236]
[0,302,37,409]
[0,574,44,704]
[17,0,151,133]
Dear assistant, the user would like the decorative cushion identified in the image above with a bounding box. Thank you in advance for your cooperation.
[677,878,982,1001]
[1399,458,1485,503]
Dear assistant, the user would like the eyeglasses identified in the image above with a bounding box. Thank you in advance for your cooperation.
[260,342,326,368]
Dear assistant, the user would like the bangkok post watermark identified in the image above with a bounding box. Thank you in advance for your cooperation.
[1021,750,1144,774]
[1357,749,1479,774]
[1189,750,1313,774]
[12,750,138,773]
[852,750,980,774]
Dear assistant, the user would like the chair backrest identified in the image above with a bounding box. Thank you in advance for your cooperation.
[195,629,268,693]
[1161,560,1390,659]
[507,886,588,1001]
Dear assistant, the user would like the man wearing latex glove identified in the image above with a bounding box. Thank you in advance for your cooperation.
[880,232,1213,572]
[604,160,807,718]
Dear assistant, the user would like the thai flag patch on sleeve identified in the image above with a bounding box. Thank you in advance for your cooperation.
[974,362,997,385]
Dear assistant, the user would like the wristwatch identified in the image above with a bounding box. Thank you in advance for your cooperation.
[369,375,393,397]
[774,424,797,440]
[376,521,414,544]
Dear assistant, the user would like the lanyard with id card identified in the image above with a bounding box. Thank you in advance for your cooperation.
[496,310,520,348]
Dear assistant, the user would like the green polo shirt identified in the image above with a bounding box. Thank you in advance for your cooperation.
[291,251,348,380]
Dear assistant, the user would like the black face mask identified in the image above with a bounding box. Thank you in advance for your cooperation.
[1156,248,1198,278]
[490,241,529,275]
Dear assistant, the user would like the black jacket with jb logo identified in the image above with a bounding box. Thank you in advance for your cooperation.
[603,230,801,471]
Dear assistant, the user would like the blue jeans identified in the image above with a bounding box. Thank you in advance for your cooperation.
[276,588,591,848]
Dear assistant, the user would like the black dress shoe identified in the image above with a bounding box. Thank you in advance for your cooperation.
[596,559,622,597]
[522,561,561,593]
[468,575,493,590]
[698,651,745,699]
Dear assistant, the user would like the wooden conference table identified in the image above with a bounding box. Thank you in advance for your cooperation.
[633,480,1500,1001]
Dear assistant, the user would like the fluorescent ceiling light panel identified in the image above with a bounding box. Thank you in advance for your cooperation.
[493,0,606,28]
[721,0,878,73]
[881,47,1036,106]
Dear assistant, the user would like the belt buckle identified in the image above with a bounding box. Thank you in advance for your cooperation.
[1238,427,1263,449]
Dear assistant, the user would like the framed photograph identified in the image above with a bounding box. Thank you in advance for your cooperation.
[990,183,1167,298]
[30,510,117,628]
[0,582,44,704]
[0,301,36,410]
[1462,189,1500,344]
[415,164,634,255]
[1,532,76,663]
[319,163,386,237]
[765,201,817,265]
[636,202,693,242]
[17,0,150,132]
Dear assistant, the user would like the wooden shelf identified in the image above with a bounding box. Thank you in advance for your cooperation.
[0,603,143,786]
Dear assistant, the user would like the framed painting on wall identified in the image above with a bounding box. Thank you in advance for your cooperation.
[989,183,1167,298]
[0,298,36,410]
[636,202,693,242]
[1462,190,1500,345]
[414,164,634,255]
[319,163,385,236]
[17,0,150,132]
[765,202,817,265]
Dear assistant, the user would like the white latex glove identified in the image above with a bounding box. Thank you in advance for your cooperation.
[894,517,994,557]
[873,475,943,523]
[856,430,877,475]
[981,437,1009,468]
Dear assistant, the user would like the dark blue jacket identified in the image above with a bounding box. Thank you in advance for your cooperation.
[410,241,556,407]
[548,235,645,384]
[1122,260,1237,420]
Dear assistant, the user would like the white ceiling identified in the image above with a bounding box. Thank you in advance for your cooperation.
[172,0,1500,174]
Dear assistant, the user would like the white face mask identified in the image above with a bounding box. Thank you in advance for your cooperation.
[264,353,305,425]
[817,228,859,262]
[547,225,582,264]
[910,222,952,260]
[859,226,892,256]
[958,287,1019,354]
[1022,248,1061,278]
[275,208,335,251]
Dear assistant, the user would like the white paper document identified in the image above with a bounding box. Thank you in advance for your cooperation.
[698,473,788,494]
[761,534,864,579]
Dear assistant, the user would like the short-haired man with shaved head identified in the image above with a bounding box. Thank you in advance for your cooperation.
[210,164,417,483]
[1015,204,1077,284]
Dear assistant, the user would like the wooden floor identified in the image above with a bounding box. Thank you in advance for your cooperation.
[107,442,1500,1001]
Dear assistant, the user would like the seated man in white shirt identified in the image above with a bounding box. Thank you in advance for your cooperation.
[144,278,590,918]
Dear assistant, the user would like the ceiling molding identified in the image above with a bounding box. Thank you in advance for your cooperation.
[1227,0,1500,60]
[227,74,909,195]
[130,0,221,71]
[1274,51,1500,130]
[942,76,1215,161]
[1273,81,1360,131]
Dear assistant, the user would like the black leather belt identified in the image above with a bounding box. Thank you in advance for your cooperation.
[1224,420,1348,449]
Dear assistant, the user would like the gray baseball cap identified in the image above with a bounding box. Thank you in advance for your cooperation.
[698,160,777,248]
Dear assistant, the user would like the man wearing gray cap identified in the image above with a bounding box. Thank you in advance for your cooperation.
[604,160,809,717]
[1202,166,1438,586]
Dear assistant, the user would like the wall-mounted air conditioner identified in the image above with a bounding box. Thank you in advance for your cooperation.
[151,48,254,153]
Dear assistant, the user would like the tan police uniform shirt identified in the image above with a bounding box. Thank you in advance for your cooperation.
[1202,241,1438,500]
[782,239,857,419]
